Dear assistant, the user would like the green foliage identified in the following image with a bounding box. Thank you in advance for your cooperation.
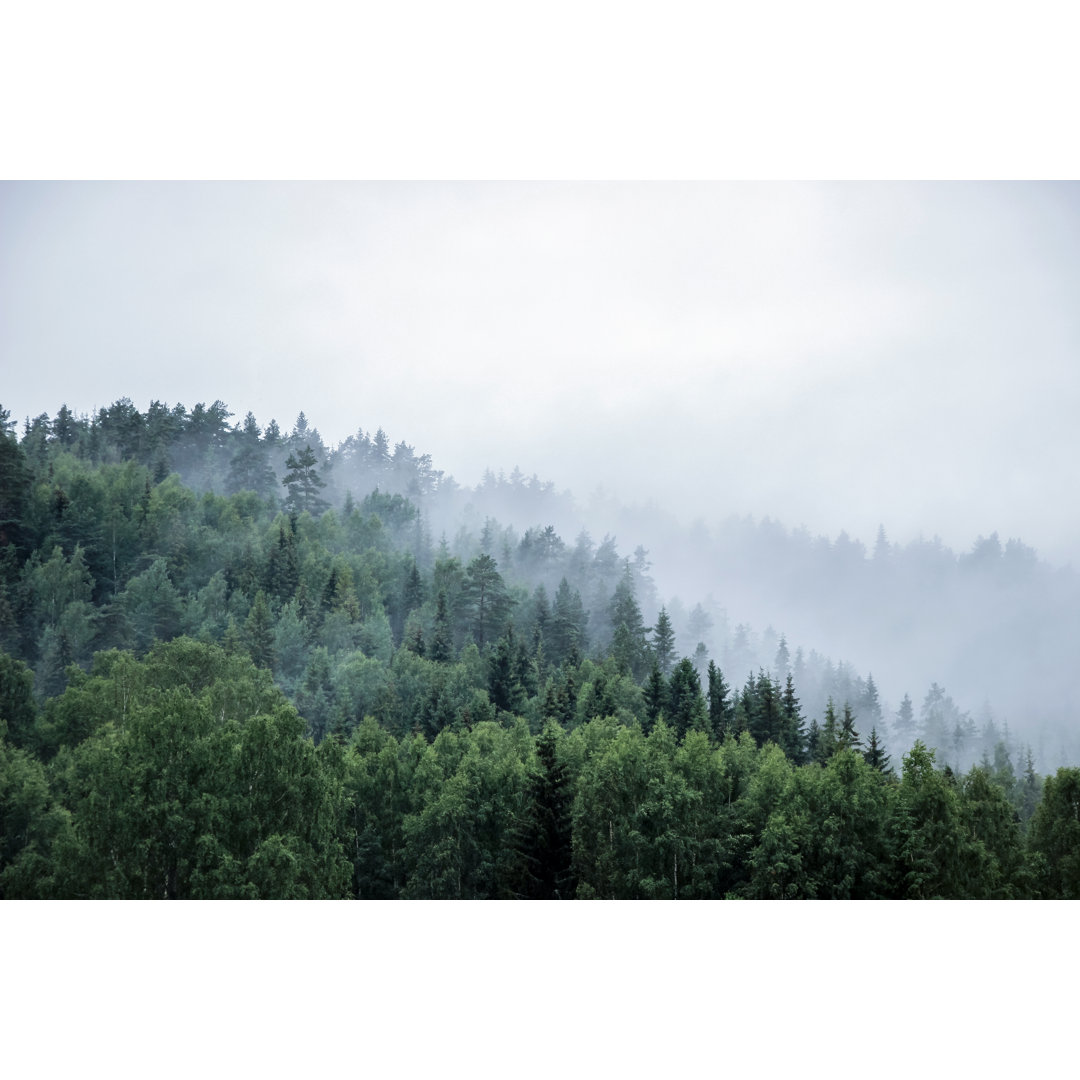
[1028,767,1080,898]
[282,445,329,516]
[26,639,351,898]
[651,607,676,676]
[2,396,1073,900]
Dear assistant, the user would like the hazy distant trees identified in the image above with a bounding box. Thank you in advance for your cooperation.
[1,394,1077,899]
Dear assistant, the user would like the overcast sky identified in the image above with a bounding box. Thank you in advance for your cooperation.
[2,181,1078,562]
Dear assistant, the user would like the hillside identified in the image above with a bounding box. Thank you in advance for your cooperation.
[1,398,1078,899]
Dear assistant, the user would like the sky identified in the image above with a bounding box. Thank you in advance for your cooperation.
[3,180,1079,563]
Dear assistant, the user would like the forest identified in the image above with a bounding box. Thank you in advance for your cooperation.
[1,397,1078,899]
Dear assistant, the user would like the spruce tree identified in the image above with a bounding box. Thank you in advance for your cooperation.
[863,726,891,774]
[643,658,666,733]
[512,722,576,899]
[652,607,676,676]
[609,565,648,681]
[780,672,807,763]
[839,702,861,751]
[667,658,707,739]
[707,660,731,741]
[281,444,329,515]
[429,589,453,663]
[243,590,275,669]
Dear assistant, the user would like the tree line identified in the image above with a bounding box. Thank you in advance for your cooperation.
[2,398,1077,898]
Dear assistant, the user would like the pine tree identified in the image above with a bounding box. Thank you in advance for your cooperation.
[464,553,511,649]
[429,589,453,663]
[894,692,916,748]
[643,659,666,733]
[817,699,839,764]
[839,702,861,751]
[667,658,707,739]
[226,412,277,497]
[863,726,891,774]
[706,660,731,741]
[652,607,676,676]
[774,635,791,682]
[281,444,329,515]
[265,521,300,602]
[512,722,576,899]
[750,670,783,748]
[780,672,807,762]
[243,590,275,669]
[609,565,648,681]
[550,577,588,668]
[488,630,523,714]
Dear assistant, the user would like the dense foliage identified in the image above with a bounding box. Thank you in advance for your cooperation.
[1,399,1076,898]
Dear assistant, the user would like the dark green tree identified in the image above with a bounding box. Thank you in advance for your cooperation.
[642,658,666,733]
[429,589,453,663]
[839,702,861,752]
[609,565,648,681]
[780,672,807,762]
[667,657,707,740]
[863,726,891,774]
[243,590,275,669]
[706,660,731,741]
[281,444,329,516]
[652,607,676,676]
[549,578,588,668]
[513,722,576,899]
[1028,767,1080,899]
[226,412,277,498]
[463,553,512,650]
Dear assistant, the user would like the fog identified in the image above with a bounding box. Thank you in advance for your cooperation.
[4,182,1079,561]
[3,181,1080,764]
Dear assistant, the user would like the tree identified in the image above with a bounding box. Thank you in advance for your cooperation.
[281,444,329,516]
[488,628,525,715]
[652,607,676,676]
[838,702,861,752]
[706,660,732,741]
[118,557,183,652]
[815,700,839,764]
[28,639,351,898]
[667,658,707,739]
[891,740,986,899]
[243,590,275,669]
[863,727,891,774]
[780,673,807,762]
[226,412,277,498]
[0,654,37,749]
[893,693,916,749]
[1028,767,1080,898]
[463,554,511,650]
[643,659,666,733]
[609,566,648,681]
[429,589,453,663]
[0,418,31,554]
[511,722,576,899]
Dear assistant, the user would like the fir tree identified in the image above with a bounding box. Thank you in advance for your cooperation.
[652,607,676,676]
[780,672,807,762]
[839,702,861,751]
[429,589,453,663]
[707,660,731,741]
[643,658,666,734]
[281,444,329,515]
[863,726,891,774]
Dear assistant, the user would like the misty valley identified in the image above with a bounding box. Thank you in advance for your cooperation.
[2,397,1078,899]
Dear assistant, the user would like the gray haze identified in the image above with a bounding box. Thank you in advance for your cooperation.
[3,181,1080,763]
[3,181,1079,563]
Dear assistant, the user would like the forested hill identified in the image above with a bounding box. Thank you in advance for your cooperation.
[1,398,1078,900]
